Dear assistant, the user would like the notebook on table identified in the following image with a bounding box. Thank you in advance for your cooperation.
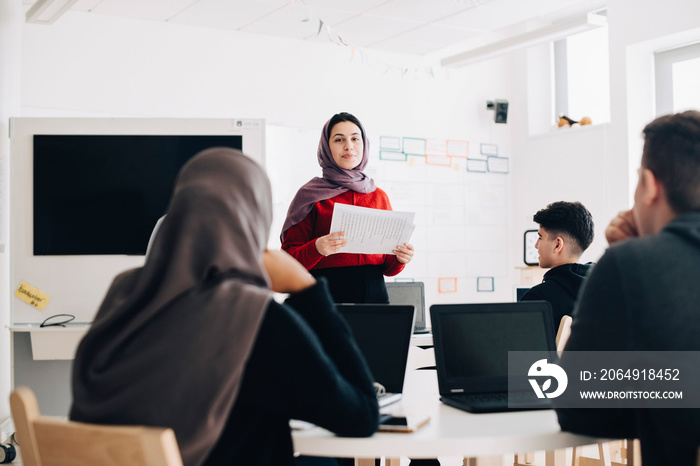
[430,301,556,413]
[336,304,415,407]
[386,281,429,334]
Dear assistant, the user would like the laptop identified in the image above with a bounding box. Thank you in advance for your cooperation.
[386,281,429,334]
[430,301,556,413]
[514,286,531,301]
[337,304,416,407]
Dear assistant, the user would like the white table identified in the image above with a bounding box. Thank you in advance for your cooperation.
[292,370,606,465]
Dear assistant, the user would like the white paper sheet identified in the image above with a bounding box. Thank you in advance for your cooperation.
[329,203,415,254]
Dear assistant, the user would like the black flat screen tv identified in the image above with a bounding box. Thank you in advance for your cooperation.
[33,134,243,255]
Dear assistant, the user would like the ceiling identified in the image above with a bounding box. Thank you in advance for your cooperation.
[23,0,606,57]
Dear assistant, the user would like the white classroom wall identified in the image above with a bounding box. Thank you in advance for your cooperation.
[2,0,700,422]
[0,6,510,420]
[510,0,700,277]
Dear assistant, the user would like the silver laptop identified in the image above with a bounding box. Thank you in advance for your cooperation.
[337,304,415,407]
[430,301,556,413]
[386,281,428,334]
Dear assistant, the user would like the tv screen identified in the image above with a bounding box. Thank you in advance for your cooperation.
[33,134,243,255]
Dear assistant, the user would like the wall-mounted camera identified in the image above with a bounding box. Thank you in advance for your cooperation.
[486,99,509,124]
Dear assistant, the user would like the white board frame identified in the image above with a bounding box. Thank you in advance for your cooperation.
[10,117,265,324]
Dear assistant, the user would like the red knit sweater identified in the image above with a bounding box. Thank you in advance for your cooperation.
[281,189,405,276]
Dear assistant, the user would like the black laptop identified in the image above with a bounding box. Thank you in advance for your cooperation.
[386,281,429,334]
[337,304,415,407]
[430,301,556,413]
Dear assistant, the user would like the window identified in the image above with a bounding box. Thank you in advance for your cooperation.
[655,41,700,115]
[554,26,610,125]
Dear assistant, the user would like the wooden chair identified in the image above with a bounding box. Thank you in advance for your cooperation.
[555,315,573,355]
[9,386,183,466]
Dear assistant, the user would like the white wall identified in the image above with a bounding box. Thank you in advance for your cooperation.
[0,0,22,429]
[20,10,504,136]
[510,0,700,272]
[1,7,509,420]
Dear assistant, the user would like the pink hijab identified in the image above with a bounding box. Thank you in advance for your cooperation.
[280,113,376,241]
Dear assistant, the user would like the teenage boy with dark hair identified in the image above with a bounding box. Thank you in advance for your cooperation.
[520,201,595,328]
[556,110,700,466]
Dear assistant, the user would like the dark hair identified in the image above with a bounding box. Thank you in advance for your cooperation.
[533,201,594,255]
[642,110,700,213]
[326,112,366,141]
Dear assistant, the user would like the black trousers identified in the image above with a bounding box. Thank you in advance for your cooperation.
[311,265,389,304]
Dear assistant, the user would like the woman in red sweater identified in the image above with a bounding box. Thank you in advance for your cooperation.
[281,112,414,304]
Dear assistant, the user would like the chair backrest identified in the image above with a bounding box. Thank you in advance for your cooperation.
[9,386,183,466]
[555,315,573,355]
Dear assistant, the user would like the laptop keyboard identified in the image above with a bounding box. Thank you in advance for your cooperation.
[449,390,541,404]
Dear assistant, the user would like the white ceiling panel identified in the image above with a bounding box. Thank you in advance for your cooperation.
[332,14,422,47]
[365,0,474,23]
[88,0,197,21]
[373,24,479,55]
[23,0,606,57]
[171,0,285,31]
[433,4,539,31]
[301,6,362,28]
[304,0,390,14]
[240,3,323,39]
[72,0,103,11]
[486,0,592,17]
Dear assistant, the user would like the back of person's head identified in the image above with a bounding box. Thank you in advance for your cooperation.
[533,201,594,256]
[155,148,272,285]
[642,110,700,213]
[326,112,366,140]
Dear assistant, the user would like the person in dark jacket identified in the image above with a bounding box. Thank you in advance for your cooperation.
[70,148,379,466]
[520,201,594,329]
[555,110,700,466]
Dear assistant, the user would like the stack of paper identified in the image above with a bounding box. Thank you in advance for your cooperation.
[329,203,416,255]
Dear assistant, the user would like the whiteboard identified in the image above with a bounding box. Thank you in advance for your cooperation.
[10,118,265,324]
[266,125,512,313]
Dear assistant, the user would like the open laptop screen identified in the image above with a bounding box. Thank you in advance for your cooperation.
[431,301,555,393]
[336,304,415,395]
[386,282,427,332]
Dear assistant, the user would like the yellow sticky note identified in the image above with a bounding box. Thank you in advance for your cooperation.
[15,281,51,311]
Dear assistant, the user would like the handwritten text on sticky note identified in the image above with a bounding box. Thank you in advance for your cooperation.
[15,282,51,310]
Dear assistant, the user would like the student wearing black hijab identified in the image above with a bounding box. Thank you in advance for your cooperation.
[70,148,379,466]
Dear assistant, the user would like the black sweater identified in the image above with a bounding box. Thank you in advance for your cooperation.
[203,278,379,465]
[555,212,700,466]
[520,262,593,330]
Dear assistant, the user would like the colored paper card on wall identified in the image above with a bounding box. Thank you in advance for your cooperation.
[380,150,407,161]
[438,277,457,293]
[426,138,447,157]
[426,154,452,167]
[487,156,509,174]
[466,159,488,173]
[15,281,51,310]
[403,137,426,156]
[480,143,498,156]
[447,140,469,158]
[477,276,495,292]
[380,136,402,151]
